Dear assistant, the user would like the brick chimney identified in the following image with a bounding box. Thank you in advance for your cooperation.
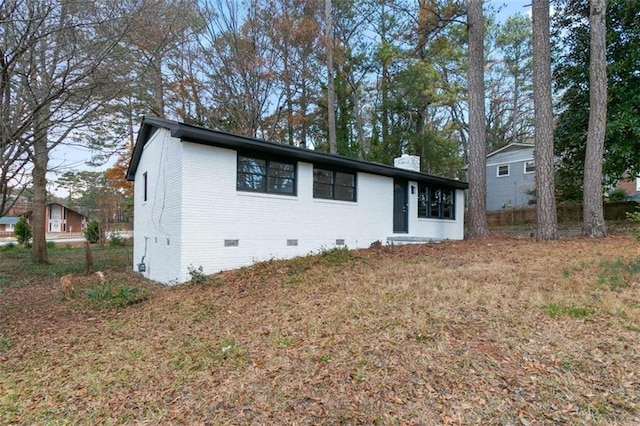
[393,154,420,172]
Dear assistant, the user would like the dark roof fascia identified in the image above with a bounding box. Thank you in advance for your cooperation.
[127,117,468,190]
[126,116,180,181]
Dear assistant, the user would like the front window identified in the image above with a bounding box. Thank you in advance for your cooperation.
[237,155,296,195]
[313,167,356,201]
[418,184,455,220]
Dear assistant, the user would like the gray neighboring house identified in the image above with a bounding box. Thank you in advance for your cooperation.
[486,143,535,211]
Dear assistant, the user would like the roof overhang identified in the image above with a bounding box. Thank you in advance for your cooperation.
[126,117,468,190]
[0,216,20,225]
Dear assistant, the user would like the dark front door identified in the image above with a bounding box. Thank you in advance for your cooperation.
[393,179,408,233]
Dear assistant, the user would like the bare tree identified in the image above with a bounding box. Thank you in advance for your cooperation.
[196,0,279,137]
[1,0,132,262]
[257,0,322,146]
[0,1,41,215]
[582,0,607,237]
[532,0,558,241]
[465,0,489,238]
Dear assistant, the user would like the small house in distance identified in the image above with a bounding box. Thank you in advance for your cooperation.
[126,117,468,285]
[486,143,536,211]
[0,216,19,237]
[26,203,88,234]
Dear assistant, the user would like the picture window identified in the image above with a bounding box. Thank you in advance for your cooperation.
[237,155,296,195]
[313,167,356,201]
[417,184,455,220]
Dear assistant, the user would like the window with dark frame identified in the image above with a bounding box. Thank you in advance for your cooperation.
[237,155,296,195]
[497,164,509,177]
[143,172,148,201]
[417,183,455,220]
[313,167,356,202]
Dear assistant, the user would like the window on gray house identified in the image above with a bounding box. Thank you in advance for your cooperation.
[313,168,356,201]
[417,184,455,220]
[237,155,296,195]
[524,161,535,174]
[497,164,509,177]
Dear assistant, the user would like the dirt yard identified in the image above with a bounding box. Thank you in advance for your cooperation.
[1,236,639,424]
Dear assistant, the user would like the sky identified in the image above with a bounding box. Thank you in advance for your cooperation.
[495,0,532,20]
[47,0,534,197]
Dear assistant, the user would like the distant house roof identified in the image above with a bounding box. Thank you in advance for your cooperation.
[126,117,469,190]
[486,143,534,159]
[24,203,87,218]
[0,216,20,225]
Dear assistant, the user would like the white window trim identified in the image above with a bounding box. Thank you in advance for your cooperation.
[636,177,640,191]
[524,160,535,174]
[497,164,510,177]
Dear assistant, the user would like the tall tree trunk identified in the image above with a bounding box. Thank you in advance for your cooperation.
[380,1,390,152]
[300,64,309,146]
[31,106,49,263]
[466,0,489,238]
[532,0,558,241]
[583,0,607,237]
[325,0,337,153]
[282,46,295,145]
[512,73,520,144]
[351,82,367,158]
[151,54,165,118]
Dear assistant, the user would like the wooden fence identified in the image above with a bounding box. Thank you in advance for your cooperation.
[486,201,638,227]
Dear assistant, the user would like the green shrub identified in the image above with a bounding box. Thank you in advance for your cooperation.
[319,247,355,266]
[607,187,628,201]
[597,257,640,292]
[187,265,207,284]
[84,220,100,243]
[14,217,31,245]
[109,234,126,247]
[84,280,148,308]
[544,303,590,319]
[0,336,12,352]
[0,242,16,252]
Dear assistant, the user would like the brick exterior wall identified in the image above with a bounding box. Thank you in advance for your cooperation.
[133,129,465,285]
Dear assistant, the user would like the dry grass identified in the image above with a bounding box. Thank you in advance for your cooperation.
[1,236,639,424]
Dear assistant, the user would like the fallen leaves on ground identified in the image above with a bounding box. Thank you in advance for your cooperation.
[1,236,639,424]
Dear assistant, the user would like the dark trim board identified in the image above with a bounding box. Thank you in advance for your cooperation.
[127,117,469,191]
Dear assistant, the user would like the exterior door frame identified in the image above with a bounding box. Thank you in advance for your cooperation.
[393,179,408,233]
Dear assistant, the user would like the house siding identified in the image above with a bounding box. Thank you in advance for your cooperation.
[64,210,85,233]
[486,147,535,211]
[133,128,183,283]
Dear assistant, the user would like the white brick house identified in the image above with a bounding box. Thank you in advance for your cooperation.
[126,117,468,284]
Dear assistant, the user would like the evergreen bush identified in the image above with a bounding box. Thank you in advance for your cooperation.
[84,220,100,243]
[14,217,31,245]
